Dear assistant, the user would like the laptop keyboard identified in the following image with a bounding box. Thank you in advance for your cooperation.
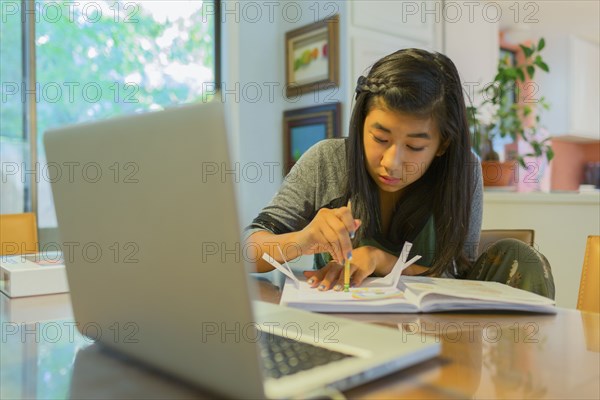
[258,331,354,379]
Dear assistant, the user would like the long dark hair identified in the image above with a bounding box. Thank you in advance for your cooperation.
[347,48,474,277]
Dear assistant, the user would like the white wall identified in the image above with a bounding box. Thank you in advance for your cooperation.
[443,7,499,107]
[346,0,443,117]
[222,1,348,230]
[221,1,284,229]
[498,0,599,45]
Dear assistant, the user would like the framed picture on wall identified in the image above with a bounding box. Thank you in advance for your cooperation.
[285,15,339,98]
[283,103,341,173]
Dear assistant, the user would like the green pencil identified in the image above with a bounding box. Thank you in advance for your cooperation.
[344,258,350,292]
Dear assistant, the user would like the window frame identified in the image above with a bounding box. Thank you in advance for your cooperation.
[15,0,221,245]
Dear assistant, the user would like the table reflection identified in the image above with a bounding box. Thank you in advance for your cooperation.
[1,282,598,399]
[0,320,89,400]
[581,312,600,353]
[69,344,204,399]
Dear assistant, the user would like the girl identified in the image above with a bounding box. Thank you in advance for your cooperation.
[245,48,555,299]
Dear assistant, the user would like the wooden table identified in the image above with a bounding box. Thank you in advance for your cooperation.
[1,278,598,399]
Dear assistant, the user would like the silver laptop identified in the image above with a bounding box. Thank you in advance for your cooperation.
[44,101,440,399]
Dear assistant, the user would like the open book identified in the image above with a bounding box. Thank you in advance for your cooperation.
[264,243,555,314]
[279,275,556,313]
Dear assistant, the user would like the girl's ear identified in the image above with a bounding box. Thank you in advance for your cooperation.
[436,140,450,156]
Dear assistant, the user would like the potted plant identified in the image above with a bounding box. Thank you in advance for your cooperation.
[468,102,500,160]
[470,38,553,187]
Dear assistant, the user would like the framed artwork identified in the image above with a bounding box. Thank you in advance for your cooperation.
[283,103,341,173]
[285,15,339,98]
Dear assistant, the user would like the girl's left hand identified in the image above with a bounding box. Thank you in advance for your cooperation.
[302,246,379,291]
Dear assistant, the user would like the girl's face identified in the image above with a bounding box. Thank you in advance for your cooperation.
[363,103,446,194]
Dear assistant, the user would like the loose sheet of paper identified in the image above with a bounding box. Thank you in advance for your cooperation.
[362,242,421,289]
[262,249,300,289]
[262,242,421,301]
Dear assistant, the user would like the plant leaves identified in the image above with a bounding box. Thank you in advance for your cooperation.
[538,37,545,51]
[519,158,527,169]
[520,44,534,58]
[506,69,518,79]
[527,65,535,79]
[475,37,553,167]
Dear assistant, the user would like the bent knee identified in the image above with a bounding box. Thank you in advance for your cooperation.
[481,238,531,259]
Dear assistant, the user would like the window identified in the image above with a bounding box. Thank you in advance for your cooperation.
[1,0,220,235]
[0,3,25,214]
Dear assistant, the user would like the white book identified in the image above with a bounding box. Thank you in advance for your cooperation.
[0,252,69,298]
[280,275,556,314]
[1,292,72,324]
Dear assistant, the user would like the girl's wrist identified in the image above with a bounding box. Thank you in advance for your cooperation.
[291,229,312,255]
[361,246,397,276]
[402,264,429,276]
[280,231,306,259]
[378,255,398,276]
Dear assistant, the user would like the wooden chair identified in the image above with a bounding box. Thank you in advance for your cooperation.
[577,235,600,313]
[0,213,39,255]
[478,229,535,257]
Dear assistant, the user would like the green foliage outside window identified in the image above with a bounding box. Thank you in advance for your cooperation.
[1,1,216,142]
[1,0,217,223]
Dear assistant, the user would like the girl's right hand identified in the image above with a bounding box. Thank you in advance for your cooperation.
[297,205,361,264]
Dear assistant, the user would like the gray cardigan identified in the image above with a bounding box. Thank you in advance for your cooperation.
[246,139,483,272]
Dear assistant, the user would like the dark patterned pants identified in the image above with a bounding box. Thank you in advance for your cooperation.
[467,238,555,299]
